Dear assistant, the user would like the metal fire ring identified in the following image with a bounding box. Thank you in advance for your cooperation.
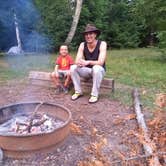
[0,101,72,158]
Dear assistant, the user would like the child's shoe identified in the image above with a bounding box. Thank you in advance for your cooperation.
[62,86,69,94]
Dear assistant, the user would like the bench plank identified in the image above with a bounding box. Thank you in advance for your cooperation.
[29,71,114,92]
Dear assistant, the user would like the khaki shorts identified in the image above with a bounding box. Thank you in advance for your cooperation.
[52,70,70,79]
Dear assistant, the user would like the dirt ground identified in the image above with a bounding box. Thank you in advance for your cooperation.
[0,81,165,166]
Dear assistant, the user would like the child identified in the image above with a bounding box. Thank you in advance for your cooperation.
[51,45,74,94]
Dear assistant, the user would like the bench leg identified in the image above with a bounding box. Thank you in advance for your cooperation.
[112,80,115,93]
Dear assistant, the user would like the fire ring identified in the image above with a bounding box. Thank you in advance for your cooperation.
[0,101,72,158]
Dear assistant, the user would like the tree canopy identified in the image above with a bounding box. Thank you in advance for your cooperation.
[0,0,165,52]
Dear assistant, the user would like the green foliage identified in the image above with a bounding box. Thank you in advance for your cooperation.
[72,0,143,48]
[157,31,166,48]
[133,0,166,46]
[157,31,166,60]
[0,0,165,51]
[71,0,110,48]
[105,0,143,48]
[34,0,73,51]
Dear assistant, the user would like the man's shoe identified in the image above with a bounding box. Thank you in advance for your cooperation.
[71,93,83,100]
[89,95,98,103]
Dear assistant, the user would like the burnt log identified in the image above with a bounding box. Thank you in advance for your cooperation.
[16,118,47,128]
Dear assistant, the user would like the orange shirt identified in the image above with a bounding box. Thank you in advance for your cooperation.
[56,54,74,70]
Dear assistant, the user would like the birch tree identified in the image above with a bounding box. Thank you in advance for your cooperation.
[65,0,83,45]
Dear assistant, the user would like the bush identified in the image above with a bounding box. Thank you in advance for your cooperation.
[157,31,166,60]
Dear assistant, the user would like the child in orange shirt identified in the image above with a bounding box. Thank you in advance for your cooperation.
[51,45,74,94]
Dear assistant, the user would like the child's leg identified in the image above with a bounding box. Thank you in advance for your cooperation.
[64,74,71,88]
[50,72,60,87]
[62,70,72,88]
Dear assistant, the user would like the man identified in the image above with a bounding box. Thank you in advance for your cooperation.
[70,24,107,103]
[51,45,74,94]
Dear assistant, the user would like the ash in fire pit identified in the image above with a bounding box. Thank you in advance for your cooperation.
[0,102,71,159]
[0,113,64,135]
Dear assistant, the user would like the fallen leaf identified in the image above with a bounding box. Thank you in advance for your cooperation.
[92,127,98,135]
[70,122,83,135]
[155,93,166,108]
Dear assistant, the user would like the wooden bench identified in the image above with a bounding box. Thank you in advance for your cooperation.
[28,71,115,93]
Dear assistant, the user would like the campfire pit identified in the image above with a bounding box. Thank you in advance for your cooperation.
[0,101,71,159]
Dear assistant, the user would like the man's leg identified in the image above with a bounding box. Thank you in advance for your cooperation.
[91,65,105,97]
[70,65,92,94]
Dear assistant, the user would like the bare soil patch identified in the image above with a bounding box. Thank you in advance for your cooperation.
[0,81,164,166]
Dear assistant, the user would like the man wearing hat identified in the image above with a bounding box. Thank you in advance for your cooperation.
[70,24,107,103]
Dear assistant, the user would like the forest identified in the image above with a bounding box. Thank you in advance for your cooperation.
[0,0,165,52]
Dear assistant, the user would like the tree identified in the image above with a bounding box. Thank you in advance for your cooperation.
[34,0,73,51]
[65,0,83,45]
[71,0,110,48]
[133,0,166,46]
[104,0,142,48]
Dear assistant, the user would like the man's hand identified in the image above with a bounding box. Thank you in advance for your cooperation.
[77,59,90,67]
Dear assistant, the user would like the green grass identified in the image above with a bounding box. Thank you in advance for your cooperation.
[0,48,165,110]
[0,54,53,83]
[106,48,166,109]
[107,48,165,89]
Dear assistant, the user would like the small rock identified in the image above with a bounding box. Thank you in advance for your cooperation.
[57,148,61,152]
[114,132,117,135]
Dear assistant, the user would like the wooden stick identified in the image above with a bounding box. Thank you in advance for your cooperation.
[27,102,43,133]
[132,88,161,166]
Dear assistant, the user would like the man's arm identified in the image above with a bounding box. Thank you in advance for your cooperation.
[75,42,85,66]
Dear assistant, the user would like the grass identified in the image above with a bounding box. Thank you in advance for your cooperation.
[107,48,165,89]
[0,48,165,110]
[0,53,53,84]
[106,48,166,109]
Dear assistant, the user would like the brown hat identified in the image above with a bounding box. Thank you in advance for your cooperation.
[82,24,101,36]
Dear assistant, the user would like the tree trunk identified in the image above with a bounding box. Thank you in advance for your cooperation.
[14,12,22,51]
[65,0,83,45]
[149,27,155,46]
